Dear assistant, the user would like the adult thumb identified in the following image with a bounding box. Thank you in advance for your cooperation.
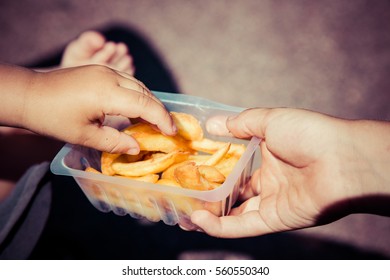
[226,108,270,139]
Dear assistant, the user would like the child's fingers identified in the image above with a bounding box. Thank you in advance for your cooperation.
[116,74,164,107]
[83,125,140,155]
[105,86,176,136]
[116,75,147,94]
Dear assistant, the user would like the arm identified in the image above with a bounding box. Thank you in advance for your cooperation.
[191,108,390,238]
[0,63,176,154]
[0,63,33,129]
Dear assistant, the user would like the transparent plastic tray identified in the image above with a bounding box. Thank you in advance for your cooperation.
[50,92,260,229]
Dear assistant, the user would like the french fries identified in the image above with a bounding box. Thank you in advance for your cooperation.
[86,112,245,191]
[170,112,203,141]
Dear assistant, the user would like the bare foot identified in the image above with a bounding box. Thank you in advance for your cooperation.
[61,31,135,75]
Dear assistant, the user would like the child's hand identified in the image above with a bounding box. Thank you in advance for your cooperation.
[23,65,175,154]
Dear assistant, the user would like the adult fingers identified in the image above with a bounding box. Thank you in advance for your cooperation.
[206,108,273,140]
[239,168,262,201]
[191,207,271,238]
[226,108,272,139]
[205,115,233,137]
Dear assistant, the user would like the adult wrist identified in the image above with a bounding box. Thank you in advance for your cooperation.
[345,119,390,216]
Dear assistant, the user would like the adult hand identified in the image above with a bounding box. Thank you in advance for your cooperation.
[191,108,390,238]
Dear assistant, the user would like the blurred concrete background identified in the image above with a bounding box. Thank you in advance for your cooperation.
[0,0,389,259]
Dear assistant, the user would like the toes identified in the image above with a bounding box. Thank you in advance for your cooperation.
[116,56,135,75]
[90,41,117,64]
[115,43,128,58]
[78,31,106,50]
[107,43,135,75]
[109,43,128,65]
[61,30,136,75]
[61,31,106,67]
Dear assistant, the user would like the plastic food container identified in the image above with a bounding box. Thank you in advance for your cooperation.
[50,91,260,229]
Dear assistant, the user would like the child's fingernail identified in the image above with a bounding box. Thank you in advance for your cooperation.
[171,123,178,134]
[126,147,139,155]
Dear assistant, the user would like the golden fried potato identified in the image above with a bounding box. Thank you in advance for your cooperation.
[214,155,240,177]
[174,162,211,191]
[123,123,192,153]
[111,151,189,177]
[202,142,230,166]
[124,151,149,163]
[198,165,225,183]
[161,161,190,181]
[156,178,182,188]
[101,152,121,175]
[115,173,159,183]
[85,111,252,223]
[85,166,101,174]
[171,111,203,141]
[95,112,245,193]
[189,138,245,157]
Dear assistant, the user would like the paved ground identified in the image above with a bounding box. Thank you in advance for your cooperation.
[0,0,389,259]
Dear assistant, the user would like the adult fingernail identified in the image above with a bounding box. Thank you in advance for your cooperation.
[226,114,238,122]
[206,115,232,136]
